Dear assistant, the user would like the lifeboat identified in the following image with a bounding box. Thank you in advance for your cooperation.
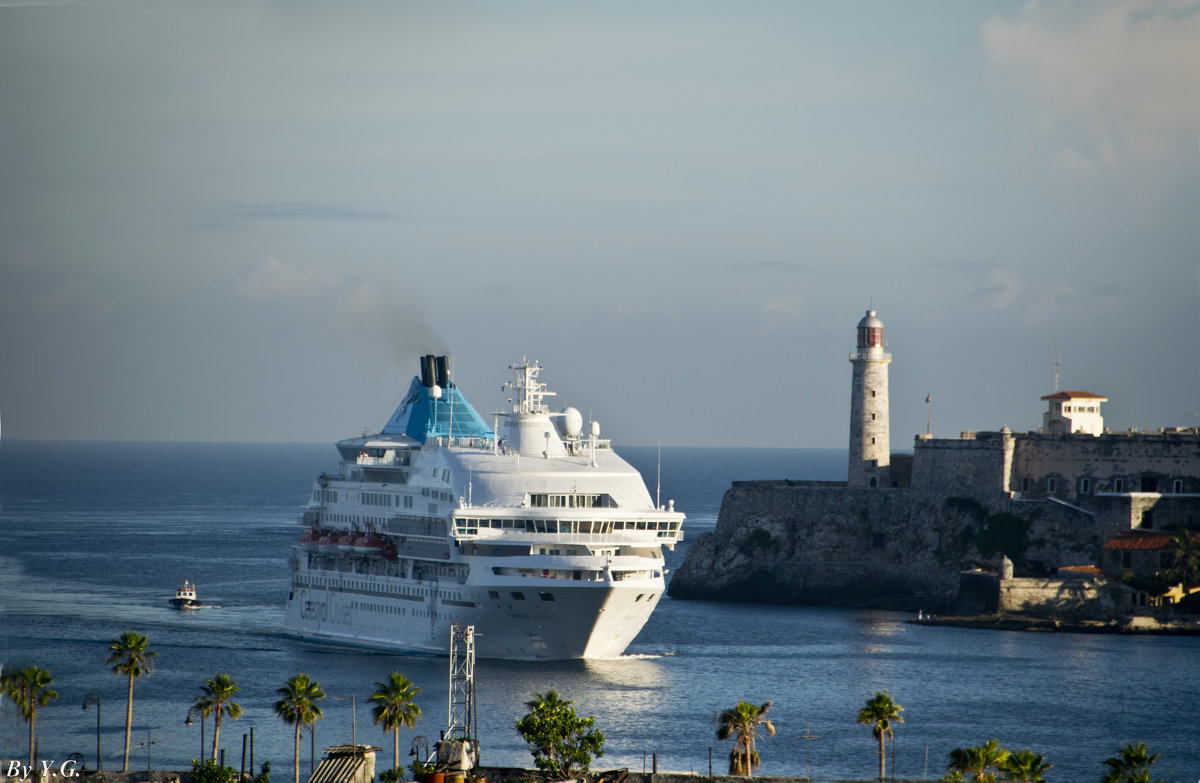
[336,533,357,553]
[317,534,339,554]
[298,530,320,551]
[353,535,386,555]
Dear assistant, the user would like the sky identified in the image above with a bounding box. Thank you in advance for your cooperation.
[1,0,1198,449]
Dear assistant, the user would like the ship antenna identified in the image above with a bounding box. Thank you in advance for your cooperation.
[656,442,662,510]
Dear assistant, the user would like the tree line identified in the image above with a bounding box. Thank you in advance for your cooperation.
[0,639,1172,783]
[0,630,420,783]
[714,691,1167,783]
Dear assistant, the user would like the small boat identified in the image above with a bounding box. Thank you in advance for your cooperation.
[170,581,201,609]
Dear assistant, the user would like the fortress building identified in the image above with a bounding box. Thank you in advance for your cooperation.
[669,307,1200,614]
[848,309,891,488]
[1041,390,1107,435]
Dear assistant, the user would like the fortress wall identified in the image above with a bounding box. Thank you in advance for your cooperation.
[909,434,1009,498]
[667,480,1110,611]
[1012,432,1200,500]
[997,576,1126,619]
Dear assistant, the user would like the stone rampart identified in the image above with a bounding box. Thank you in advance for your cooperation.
[667,481,1117,611]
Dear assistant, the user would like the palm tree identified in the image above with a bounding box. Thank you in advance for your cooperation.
[1167,527,1200,586]
[196,673,243,761]
[857,691,903,780]
[107,631,157,772]
[276,673,327,783]
[999,748,1053,782]
[715,700,776,776]
[0,665,58,766]
[370,671,422,772]
[1102,742,1162,783]
[947,740,1009,782]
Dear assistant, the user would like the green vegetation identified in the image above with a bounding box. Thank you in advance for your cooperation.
[370,671,422,772]
[941,742,1053,783]
[715,700,776,776]
[106,630,157,772]
[1001,749,1054,782]
[196,673,243,761]
[190,759,238,783]
[974,513,1032,560]
[857,691,903,780]
[515,689,605,779]
[0,664,58,767]
[1167,527,1200,586]
[275,673,326,783]
[1102,741,1162,783]
[945,740,1009,782]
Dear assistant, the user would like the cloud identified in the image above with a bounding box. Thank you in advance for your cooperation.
[983,0,1200,172]
[973,267,1023,312]
[235,257,341,300]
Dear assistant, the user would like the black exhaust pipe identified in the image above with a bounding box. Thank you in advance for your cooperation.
[435,355,451,389]
[420,354,436,388]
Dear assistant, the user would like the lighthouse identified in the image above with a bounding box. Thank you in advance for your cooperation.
[848,309,891,488]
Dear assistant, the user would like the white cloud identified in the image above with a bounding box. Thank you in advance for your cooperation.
[984,1,1200,172]
[235,257,340,300]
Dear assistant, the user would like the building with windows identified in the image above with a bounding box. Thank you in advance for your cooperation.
[1041,390,1108,435]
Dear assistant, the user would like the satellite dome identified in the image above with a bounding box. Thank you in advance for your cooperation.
[561,407,583,437]
[430,384,442,400]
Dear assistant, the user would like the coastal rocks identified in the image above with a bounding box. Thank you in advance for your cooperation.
[667,480,1110,612]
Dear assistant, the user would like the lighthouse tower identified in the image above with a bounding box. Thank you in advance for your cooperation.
[848,309,891,488]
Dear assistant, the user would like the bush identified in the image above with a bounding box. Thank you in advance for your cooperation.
[191,759,237,783]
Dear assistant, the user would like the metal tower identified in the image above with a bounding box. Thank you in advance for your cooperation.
[447,624,475,741]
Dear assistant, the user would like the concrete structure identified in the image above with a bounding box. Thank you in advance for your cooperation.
[308,745,381,783]
[847,309,891,488]
[1042,390,1107,435]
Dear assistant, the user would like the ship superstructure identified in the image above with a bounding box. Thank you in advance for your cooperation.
[284,355,685,659]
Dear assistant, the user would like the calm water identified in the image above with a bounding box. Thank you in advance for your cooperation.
[0,441,1195,782]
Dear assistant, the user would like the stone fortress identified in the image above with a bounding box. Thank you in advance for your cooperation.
[667,309,1200,619]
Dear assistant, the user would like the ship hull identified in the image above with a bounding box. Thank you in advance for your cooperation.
[283,565,664,659]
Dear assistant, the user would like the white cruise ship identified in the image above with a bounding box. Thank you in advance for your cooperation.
[283,355,685,659]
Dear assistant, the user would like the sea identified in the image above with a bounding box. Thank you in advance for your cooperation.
[0,441,1196,783]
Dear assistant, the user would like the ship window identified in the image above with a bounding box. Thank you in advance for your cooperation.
[635,594,644,602]
[488,590,500,599]
[511,591,525,600]
[539,592,555,601]
[1080,478,1091,494]
[1174,479,1184,493]
[1047,478,1056,493]
[1114,479,1124,492]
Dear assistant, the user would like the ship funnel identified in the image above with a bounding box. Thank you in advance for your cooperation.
[420,354,437,388]
[435,355,452,389]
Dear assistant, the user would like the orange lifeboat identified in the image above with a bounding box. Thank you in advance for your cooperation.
[317,533,338,554]
[336,533,356,553]
[299,530,320,551]
[353,535,385,554]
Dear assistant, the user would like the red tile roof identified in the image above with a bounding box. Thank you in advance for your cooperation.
[1058,564,1107,576]
[1103,531,1173,550]
[1041,390,1108,400]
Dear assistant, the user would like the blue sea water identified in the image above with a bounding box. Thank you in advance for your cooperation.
[0,441,1196,782]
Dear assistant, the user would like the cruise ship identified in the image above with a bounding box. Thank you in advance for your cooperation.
[283,355,685,659]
